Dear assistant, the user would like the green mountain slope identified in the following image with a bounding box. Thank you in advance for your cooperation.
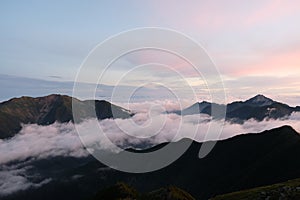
[211,178,300,200]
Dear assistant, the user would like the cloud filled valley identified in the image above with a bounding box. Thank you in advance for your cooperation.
[1,99,300,196]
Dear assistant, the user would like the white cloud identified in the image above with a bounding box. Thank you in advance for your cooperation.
[0,122,89,165]
[0,111,299,166]
[0,165,51,196]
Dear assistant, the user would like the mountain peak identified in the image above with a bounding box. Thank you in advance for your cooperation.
[245,94,274,106]
[272,125,299,135]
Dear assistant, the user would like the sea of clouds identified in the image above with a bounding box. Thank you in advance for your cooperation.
[1,101,300,196]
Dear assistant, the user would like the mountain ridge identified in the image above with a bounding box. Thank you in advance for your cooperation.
[0,94,132,139]
[178,94,299,122]
[1,94,298,139]
[211,177,300,200]
[92,182,196,200]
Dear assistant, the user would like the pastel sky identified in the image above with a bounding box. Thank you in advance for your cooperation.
[0,0,300,104]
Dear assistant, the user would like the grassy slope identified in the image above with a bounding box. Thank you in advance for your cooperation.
[211,178,300,200]
[92,182,196,200]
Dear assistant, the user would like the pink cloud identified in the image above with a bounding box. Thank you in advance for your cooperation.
[224,47,300,77]
[123,49,203,77]
[246,0,300,27]
[145,0,300,31]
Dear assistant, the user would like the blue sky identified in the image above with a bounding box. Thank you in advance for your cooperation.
[1,0,300,104]
[0,1,148,80]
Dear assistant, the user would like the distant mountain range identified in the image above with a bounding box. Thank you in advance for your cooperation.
[176,94,300,122]
[4,125,300,200]
[1,94,299,139]
[0,94,132,139]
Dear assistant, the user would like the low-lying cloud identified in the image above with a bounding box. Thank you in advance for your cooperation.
[0,164,51,196]
[1,112,300,166]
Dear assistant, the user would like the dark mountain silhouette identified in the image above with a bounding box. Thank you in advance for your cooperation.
[177,94,299,122]
[3,126,300,200]
[0,94,132,139]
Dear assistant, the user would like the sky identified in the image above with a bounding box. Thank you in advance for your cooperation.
[1,1,300,191]
[0,0,300,104]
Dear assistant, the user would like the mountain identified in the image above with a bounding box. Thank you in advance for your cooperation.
[179,101,211,115]
[211,177,300,200]
[244,94,274,107]
[145,186,196,200]
[92,182,139,200]
[92,183,195,200]
[4,126,300,200]
[177,94,299,122]
[1,94,296,139]
[0,94,132,139]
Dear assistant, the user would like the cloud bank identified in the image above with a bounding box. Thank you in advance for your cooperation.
[1,111,300,166]
[0,164,51,196]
